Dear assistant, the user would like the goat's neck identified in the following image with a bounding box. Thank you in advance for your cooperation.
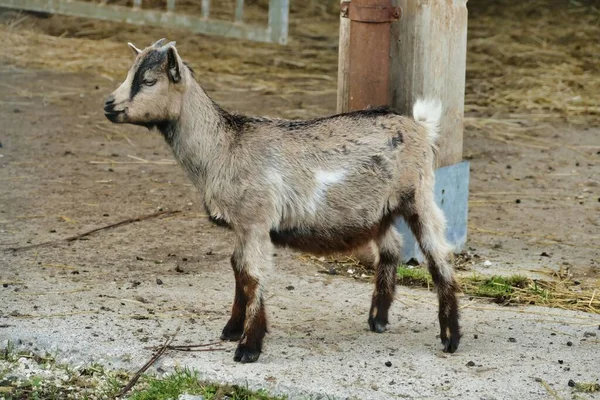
[163,80,232,185]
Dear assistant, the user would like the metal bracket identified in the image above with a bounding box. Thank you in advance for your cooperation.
[340,1,401,22]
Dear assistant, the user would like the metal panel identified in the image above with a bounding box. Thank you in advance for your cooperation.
[0,0,289,44]
[234,0,244,22]
[394,161,470,262]
[268,0,289,45]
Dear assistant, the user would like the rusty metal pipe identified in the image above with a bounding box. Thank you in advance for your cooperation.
[341,0,401,111]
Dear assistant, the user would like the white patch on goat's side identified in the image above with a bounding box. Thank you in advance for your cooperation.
[308,169,347,214]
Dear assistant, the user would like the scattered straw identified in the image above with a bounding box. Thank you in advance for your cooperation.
[1,0,597,128]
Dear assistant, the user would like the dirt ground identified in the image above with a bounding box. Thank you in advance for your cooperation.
[0,3,599,399]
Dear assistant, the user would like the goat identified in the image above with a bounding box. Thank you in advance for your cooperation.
[104,39,461,363]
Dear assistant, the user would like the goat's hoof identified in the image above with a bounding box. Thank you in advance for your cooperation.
[233,344,261,363]
[220,327,243,342]
[368,317,387,333]
[441,336,460,353]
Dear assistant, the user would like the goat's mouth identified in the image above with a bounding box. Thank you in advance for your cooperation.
[104,109,126,123]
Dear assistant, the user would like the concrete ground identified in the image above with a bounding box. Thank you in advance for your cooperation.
[1,256,599,400]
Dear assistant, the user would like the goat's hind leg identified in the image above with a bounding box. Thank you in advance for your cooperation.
[403,197,461,353]
[368,229,402,333]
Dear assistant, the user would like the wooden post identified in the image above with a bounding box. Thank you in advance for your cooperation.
[390,0,468,168]
[336,0,470,261]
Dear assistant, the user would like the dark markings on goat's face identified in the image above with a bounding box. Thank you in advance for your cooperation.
[130,50,165,100]
[104,45,186,131]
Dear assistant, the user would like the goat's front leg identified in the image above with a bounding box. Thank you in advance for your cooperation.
[220,254,247,341]
[227,229,271,363]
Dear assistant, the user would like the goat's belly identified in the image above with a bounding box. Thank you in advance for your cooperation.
[269,225,379,254]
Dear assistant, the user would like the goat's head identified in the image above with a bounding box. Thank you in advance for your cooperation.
[104,38,188,128]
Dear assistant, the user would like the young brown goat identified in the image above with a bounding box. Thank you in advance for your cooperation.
[104,39,461,363]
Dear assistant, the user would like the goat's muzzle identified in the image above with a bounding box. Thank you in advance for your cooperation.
[103,95,125,122]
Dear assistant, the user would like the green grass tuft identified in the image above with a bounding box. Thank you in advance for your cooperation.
[0,344,284,400]
[129,368,286,400]
[396,267,539,303]
[470,275,530,300]
[397,266,432,287]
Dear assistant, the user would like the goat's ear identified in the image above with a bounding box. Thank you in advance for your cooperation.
[166,46,181,83]
[127,42,142,57]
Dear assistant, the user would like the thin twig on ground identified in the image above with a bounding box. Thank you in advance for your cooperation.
[5,210,181,253]
[116,327,181,399]
[164,341,226,352]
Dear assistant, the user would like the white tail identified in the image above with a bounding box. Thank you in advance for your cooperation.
[413,99,443,145]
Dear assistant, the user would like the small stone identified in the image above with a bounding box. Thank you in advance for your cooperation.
[177,393,204,400]
[50,229,56,233]
[566,341,573,346]
[156,278,163,285]
[508,337,517,343]
[473,334,478,339]
[178,394,205,400]
[285,285,294,291]
[568,379,576,387]
[515,199,521,204]
[558,360,564,364]
[385,361,392,367]
[103,213,109,217]
[506,165,512,169]
[2,283,8,288]
[540,252,550,257]
[483,260,492,267]
[466,361,475,367]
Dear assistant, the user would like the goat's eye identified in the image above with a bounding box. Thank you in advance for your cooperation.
[143,79,157,86]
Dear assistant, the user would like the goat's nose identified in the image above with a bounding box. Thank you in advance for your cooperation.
[104,96,116,112]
